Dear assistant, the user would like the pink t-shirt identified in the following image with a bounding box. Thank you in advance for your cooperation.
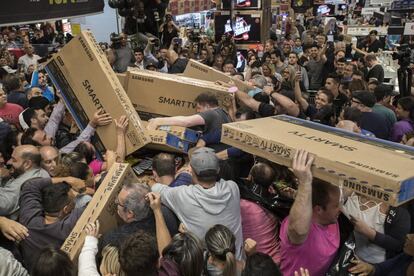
[0,103,23,128]
[89,159,103,176]
[240,199,280,264]
[280,217,339,276]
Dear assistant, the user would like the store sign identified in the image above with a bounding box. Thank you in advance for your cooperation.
[347,26,388,36]
[404,23,414,36]
[361,7,381,15]
[0,0,104,26]
[225,17,252,40]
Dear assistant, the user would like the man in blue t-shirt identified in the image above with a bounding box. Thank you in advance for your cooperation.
[152,152,192,188]
[351,91,391,140]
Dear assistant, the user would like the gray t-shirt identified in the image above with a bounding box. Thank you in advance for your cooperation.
[307,59,325,90]
[113,46,135,73]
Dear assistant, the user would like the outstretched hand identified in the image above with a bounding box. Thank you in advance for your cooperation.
[292,150,314,186]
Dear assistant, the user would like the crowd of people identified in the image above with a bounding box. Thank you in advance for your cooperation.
[1,7,414,276]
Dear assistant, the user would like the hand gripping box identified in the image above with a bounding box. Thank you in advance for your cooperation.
[125,70,233,121]
[182,59,254,93]
[45,31,150,155]
[61,163,138,261]
[221,115,414,206]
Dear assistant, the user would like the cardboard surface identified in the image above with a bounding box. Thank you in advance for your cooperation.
[45,31,150,155]
[125,70,233,121]
[116,73,127,90]
[183,59,254,93]
[221,115,414,206]
[61,163,138,261]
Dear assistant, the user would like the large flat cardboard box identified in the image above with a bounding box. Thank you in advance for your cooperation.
[125,70,233,121]
[45,31,150,155]
[221,115,414,206]
[183,59,254,93]
[61,163,138,261]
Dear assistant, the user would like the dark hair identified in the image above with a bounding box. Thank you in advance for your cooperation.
[153,153,176,177]
[270,49,283,59]
[337,57,347,64]
[352,70,364,78]
[342,106,362,126]
[348,79,368,93]
[374,84,393,102]
[194,92,219,107]
[69,162,90,180]
[326,73,340,84]
[223,59,234,66]
[312,178,339,209]
[162,232,204,276]
[74,142,94,164]
[250,162,276,189]
[22,108,37,128]
[242,252,282,276]
[318,87,334,103]
[398,97,414,121]
[21,128,41,146]
[31,247,74,276]
[253,92,270,104]
[368,79,379,86]
[28,96,50,110]
[42,182,71,214]
[133,47,144,54]
[2,74,20,92]
[119,231,159,276]
[365,54,377,63]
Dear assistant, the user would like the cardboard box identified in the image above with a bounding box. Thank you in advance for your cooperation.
[116,73,127,90]
[125,70,233,121]
[141,122,195,153]
[61,163,138,261]
[182,59,254,93]
[45,31,150,155]
[221,115,414,206]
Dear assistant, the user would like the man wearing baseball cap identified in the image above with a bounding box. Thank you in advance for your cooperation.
[351,90,390,140]
[150,147,244,259]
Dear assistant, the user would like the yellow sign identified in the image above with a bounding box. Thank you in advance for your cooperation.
[71,23,81,36]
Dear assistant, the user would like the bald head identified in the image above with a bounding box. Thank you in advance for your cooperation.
[7,145,41,177]
[40,146,59,176]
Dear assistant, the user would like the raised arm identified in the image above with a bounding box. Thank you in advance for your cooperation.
[265,88,300,117]
[293,72,309,111]
[147,192,171,255]
[287,150,314,245]
[147,115,205,130]
[235,89,261,112]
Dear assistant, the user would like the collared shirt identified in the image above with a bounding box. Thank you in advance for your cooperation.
[0,168,50,219]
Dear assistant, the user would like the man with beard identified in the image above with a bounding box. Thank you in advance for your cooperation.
[0,145,49,220]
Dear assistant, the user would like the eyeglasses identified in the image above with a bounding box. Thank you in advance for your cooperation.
[114,198,125,208]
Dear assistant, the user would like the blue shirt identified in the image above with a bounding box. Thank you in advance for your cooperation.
[170,172,193,188]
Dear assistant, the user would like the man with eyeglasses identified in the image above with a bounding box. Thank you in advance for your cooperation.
[98,182,178,255]
[351,91,390,140]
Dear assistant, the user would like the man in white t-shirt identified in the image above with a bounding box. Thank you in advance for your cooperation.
[18,44,41,73]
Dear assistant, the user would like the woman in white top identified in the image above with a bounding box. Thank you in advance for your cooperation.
[342,193,410,264]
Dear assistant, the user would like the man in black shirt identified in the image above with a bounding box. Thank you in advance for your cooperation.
[365,54,384,83]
